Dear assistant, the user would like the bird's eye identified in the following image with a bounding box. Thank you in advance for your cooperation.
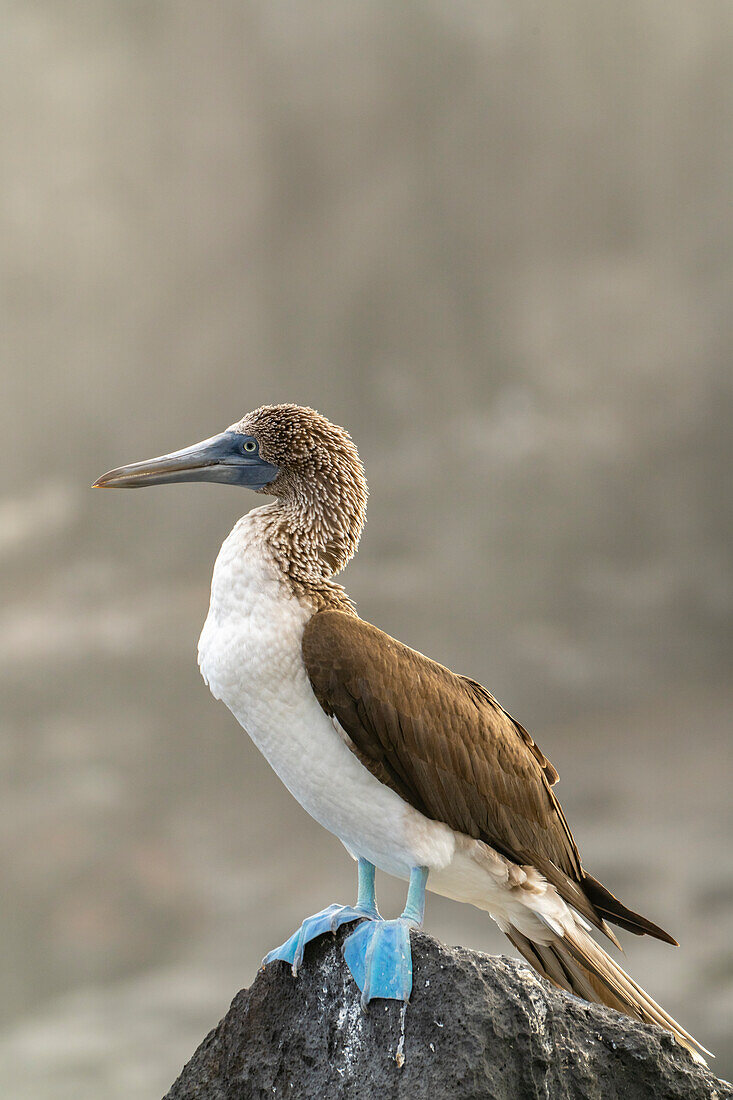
[243,440,257,453]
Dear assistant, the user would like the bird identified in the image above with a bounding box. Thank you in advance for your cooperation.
[94,402,708,1062]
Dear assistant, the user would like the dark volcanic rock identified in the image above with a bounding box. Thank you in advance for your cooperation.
[164,929,730,1100]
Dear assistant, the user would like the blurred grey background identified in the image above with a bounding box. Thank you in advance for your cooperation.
[1,2,732,1095]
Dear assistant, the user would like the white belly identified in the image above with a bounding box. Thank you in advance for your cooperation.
[196,515,455,880]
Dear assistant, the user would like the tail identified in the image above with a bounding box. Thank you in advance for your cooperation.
[580,871,678,944]
[506,923,711,1065]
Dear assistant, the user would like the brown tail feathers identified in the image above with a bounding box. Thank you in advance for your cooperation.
[581,872,678,944]
[506,923,710,1065]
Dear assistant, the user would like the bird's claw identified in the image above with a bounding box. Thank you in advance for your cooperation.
[342,917,415,1007]
[263,903,381,976]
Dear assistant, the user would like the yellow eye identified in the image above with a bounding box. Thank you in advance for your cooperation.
[243,440,257,453]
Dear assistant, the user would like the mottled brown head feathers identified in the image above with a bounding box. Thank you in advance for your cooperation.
[231,405,368,599]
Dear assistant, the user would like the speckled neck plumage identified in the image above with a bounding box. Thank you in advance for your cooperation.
[231,404,369,615]
[249,501,358,615]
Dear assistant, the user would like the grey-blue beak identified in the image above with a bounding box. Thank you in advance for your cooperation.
[92,431,279,490]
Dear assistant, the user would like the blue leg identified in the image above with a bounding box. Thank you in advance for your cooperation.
[343,865,428,1007]
[263,858,382,975]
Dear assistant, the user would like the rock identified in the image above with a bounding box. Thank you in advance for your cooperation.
[164,928,730,1100]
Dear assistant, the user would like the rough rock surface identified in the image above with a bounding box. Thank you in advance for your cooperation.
[164,928,730,1100]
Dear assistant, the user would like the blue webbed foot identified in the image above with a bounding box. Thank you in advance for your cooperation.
[343,917,415,1007]
[263,903,381,976]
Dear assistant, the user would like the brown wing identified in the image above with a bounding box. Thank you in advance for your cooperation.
[302,610,677,945]
[302,611,581,880]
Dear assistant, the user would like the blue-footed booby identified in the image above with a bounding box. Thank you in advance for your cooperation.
[94,403,708,1062]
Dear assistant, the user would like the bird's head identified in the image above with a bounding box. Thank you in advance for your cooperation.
[93,404,368,576]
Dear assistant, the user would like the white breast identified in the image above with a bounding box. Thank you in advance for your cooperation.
[196,512,455,880]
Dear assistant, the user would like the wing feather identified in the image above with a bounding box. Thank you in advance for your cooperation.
[302,610,677,946]
[302,610,581,879]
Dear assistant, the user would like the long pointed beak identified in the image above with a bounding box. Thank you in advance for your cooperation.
[93,431,279,490]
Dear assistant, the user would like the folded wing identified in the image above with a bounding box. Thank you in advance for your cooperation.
[302,609,675,945]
